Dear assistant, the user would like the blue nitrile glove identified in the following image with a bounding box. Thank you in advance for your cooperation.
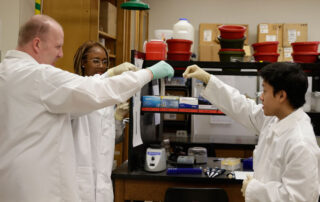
[147,61,174,80]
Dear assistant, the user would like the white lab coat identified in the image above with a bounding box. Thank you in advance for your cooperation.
[72,72,126,202]
[72,106,121,202]
[201,75,320,202]
[0,50,151,202]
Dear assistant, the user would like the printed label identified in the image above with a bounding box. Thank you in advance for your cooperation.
[203,30,212,42]
[288,29,297,43]
[266,35,277,41]
[284,47,293,58]
[259,24,268,34]
[147,151,161,156]
[164,113,177,120]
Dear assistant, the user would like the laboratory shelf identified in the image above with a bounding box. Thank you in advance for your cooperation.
[143,60,320,76]
[141,107,224,115]
[128,50,320,171]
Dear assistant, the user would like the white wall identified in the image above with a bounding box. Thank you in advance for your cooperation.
[0,0,34,61]
[145,0,320,56]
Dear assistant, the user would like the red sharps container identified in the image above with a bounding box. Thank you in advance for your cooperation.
[145,40,166,60]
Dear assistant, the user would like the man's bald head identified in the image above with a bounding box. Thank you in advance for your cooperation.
[18,15,61,47]
[17,15,64,65]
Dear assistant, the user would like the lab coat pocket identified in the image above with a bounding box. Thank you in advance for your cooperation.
[76,167,95,202]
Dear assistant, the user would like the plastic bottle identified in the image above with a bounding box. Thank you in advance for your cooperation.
[172,18,194,52]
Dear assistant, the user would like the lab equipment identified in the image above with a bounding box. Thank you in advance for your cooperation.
[221,158,241,171]
[144,145,167,172]
[166,167,202,175]
[179,97,198,109]
[188,147,207,164]
[211,168,226,178]
[145,40,166,60]
[141,96,161,108]
[161,138,171,158]
[161,96,179,108]
[177,155,195,167]
[204,167,226,178]
[242,157,253,171]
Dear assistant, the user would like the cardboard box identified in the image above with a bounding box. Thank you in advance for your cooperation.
[243,45,252,62]
[278,47,284,62]
[283,23,308,47]
[257,23,283,47]
[199,44,220,61]
[164,90,186,121]
[199,23,249,45]
[163,113,186,121]
[199,24,219,45]
[282,46,293,62]
[99,2,117,36]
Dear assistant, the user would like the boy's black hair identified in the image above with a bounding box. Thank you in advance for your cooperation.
[259,62,308,109]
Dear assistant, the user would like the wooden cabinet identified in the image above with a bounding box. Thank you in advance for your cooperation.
[43,0,137,167]
[43,0,128,72]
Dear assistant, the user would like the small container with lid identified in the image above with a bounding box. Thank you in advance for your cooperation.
[145,40,166,60]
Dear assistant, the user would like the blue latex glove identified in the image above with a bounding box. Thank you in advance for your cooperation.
[147,61,174,80]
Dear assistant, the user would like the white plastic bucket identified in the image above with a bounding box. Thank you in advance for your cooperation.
[172,18,194,52]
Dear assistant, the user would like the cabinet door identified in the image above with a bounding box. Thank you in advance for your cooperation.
[43,0,98,73]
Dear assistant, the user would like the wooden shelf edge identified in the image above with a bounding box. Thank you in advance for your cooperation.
[99,30,116,40]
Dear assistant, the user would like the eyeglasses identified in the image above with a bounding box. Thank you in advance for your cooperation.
[87,58,108,66]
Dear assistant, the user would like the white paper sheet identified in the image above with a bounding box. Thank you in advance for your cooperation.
[133,91,143,147]
[234,171,254,180]
[152,83,160,125]
[132,57,144,147]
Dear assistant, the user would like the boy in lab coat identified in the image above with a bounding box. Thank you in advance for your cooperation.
[183,63,320,202]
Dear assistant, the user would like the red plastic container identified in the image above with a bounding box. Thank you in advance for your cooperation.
[253,52,280,62]
[218,25,246,39]
[291,41,320,53]
[166,39,193,52]
[292,52,319,63]
[167,51,191,61]
[252,41,279,53]
[145,40,166,60]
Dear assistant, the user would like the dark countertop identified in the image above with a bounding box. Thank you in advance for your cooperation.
[112,157,243,184]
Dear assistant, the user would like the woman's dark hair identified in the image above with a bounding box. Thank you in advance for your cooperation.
[259,62,308,109]
[73,40,109,76]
